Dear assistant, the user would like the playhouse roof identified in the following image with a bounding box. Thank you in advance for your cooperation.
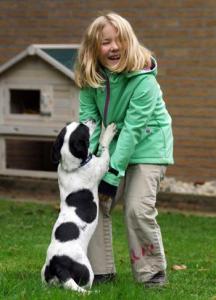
[0,44,79,81]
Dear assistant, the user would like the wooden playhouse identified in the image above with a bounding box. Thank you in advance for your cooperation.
[0,44,80,179]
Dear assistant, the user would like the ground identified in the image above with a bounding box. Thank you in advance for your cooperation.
[1,176,216,216]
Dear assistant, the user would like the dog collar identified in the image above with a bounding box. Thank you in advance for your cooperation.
[80,153,93,168]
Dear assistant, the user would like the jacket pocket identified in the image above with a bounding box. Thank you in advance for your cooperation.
[141,126,166,158]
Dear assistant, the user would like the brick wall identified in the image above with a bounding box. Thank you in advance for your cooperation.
[0,0,215,182]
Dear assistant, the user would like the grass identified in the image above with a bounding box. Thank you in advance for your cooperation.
[0,199,216,300]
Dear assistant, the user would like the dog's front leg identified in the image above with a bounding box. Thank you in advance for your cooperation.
[96,123,117,177]
[100,123,117,149]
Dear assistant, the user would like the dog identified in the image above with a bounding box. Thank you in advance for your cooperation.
[41,120,116,293]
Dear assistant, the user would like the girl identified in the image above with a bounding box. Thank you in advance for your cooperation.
[75,12,174,287]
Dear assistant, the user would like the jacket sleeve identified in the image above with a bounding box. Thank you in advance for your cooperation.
[102,75,159,188]
[79,87,102,154]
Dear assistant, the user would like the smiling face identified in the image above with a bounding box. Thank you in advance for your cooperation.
[98,22,121,70]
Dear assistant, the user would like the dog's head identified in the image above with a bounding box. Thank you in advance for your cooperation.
[52,121,94,171]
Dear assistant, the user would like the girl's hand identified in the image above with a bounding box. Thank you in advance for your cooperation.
[99,193,110,202]
[99,193,113,217]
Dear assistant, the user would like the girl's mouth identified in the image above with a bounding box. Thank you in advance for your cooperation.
[108,54,120,61]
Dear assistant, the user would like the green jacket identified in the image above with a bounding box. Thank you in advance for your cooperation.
[79,58,174,188]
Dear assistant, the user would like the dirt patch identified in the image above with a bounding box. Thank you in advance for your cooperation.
[1,176,216,215]
[0,176,59,203]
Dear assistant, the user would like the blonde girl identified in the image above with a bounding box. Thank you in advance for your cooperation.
[75,12,174,287]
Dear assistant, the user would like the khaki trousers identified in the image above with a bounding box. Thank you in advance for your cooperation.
[87,164,167,282]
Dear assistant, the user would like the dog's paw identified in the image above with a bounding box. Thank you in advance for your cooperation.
[101,123,117,147]
[78,287,90,294]
[92,289,100,294]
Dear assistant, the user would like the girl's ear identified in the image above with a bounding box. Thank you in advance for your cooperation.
[51,127,67,164]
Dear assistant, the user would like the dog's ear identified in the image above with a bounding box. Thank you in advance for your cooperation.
[51,127,67,164]
[69,124,90,161]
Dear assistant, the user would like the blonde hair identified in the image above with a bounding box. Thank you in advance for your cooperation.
[75,12,152,88]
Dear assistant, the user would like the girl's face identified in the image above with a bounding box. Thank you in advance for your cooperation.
[98,23,121,69]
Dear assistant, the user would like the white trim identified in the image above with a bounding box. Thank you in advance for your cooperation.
[32,44,80,49]
[36,48,75,80]
[0,44,79,81]
[0,48,29,74]
[0,124,60,137]
[3,83,55,120]
[0,169,57,179]
[2,135,55,142]
[0,138,6,169]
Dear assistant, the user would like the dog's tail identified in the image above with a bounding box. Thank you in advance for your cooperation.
[63,278,89,294]
[42,263,88,293]
[54,263,89,293]
[42,255,92,293]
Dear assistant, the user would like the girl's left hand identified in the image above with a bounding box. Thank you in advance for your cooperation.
[99,193,113,216]
[99,193,110,202]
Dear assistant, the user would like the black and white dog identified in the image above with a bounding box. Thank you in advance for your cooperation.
[41,121,116,293]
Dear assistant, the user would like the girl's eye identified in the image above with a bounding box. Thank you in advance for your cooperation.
[101,41,110,45]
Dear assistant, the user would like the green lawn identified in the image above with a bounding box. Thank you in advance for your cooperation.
[0,199,216,300]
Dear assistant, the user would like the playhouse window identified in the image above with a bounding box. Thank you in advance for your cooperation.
[10,89,40,114]
[5,139,56,172]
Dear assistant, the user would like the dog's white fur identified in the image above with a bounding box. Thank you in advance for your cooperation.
[41,121,116,293]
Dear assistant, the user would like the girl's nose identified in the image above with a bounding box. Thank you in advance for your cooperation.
[111,41,119,50]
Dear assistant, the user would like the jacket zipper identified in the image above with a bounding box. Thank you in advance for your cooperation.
[103,74,110,126]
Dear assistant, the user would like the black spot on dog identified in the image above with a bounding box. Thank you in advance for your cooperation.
[55,222,80,242]
[51,127,66,164]
[69,124,89,161]
[66,189,97,223]
[44,265,53,283]
[47,255,90,286]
